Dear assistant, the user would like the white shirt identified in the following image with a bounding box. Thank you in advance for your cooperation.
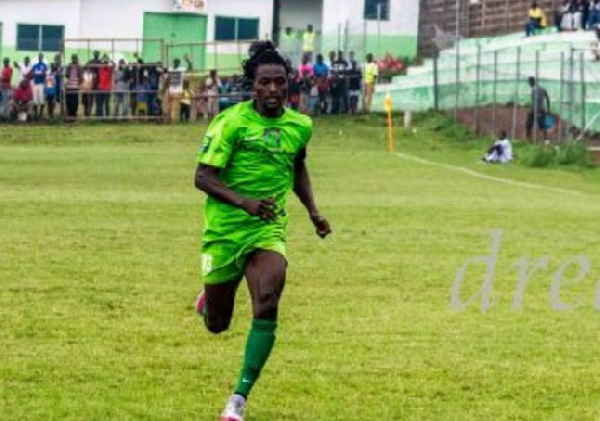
[18,64,32,82]
[497,138,513,163]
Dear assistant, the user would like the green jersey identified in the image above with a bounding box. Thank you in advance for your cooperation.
[197,101,313,283]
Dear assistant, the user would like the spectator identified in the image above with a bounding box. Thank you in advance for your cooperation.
[167,55,192,122]
[45,63,58,118]
[309,76,320,116]
[287,69,301,111]
[31,53,48,119]
[279,27,298,65]
[482,131,513,164]
[526,76,550,140]
[180,79,193,123]
[302,24,316,62]
[299,54,313,114]
[348,58,362,114]
[134,75,150,116]
[313,54,329,114]
[96,55,114,118]
[363,53,378,114]
[64,54,82,120]
[560,0,575,31]
[525,2,548,36]
[14,56,32,83]
[205,69,221,122]
[114,59,130,117]
[146,62,164,116]
[194,81,207,121]
[81,65,95,117]
[0,58,14,119]
[52,54,64,114]
[575,0,588,30]
[12,79,33,122]
[588,0,600,28]
[89,50,102,115]
[331,51,349,114]
[326,51,336,69]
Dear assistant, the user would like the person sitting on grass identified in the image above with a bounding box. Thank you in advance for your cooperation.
[12,79,33,122]
[525,2,548,36]
[483,130,513,164]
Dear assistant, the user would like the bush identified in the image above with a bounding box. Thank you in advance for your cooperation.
[519,145,556,168]
[517,141,593,169]
[556,142,593,167]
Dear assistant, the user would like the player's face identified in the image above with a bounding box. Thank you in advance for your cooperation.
[254,64,288,113]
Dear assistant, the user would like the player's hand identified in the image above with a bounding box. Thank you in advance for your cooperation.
[311,214,332,239]
[242,198,277,222]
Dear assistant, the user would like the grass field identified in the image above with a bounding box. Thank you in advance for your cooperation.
[2,115,600,420]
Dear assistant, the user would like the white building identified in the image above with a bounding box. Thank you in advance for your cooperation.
[0,0,419,71]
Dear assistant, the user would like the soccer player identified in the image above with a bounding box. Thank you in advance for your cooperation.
[194,40,332,421]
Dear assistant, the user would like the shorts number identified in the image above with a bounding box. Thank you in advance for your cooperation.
[201,254,213,275]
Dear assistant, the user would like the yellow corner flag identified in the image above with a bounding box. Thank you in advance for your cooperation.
[384,93,394,153]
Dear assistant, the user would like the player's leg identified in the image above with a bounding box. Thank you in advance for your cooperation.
[200,280,241,334]
[221,250,285,420]
[235,250,286,398]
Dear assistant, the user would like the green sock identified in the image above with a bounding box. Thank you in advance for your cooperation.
[234,318,277,398]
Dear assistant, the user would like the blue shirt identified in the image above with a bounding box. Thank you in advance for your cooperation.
[32,62,48,85]
[313,62,329,77]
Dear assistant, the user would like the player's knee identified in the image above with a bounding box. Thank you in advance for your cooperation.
[254,291,280,320]
[205,316,231,335]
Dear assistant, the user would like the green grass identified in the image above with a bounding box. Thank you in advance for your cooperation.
[2,115,600,420]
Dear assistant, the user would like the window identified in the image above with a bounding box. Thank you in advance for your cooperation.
[17,24,64,52]
[215,16,259,41]
[364,0,390,20]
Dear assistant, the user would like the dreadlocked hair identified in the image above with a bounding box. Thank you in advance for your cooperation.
[242,40,292,83]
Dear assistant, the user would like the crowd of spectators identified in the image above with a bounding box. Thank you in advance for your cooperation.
[285,50,379,116]
[0,39,384,122]
[526,1,600,37]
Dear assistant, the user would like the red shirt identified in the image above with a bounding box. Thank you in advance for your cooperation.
[1,66,13,89]
[98,65,113,91]
[14,84,33,103]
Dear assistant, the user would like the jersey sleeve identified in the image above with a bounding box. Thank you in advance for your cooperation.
[197,111,237,168]
[302,118,313,148]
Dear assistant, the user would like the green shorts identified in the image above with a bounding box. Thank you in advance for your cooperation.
[201,238,286,284]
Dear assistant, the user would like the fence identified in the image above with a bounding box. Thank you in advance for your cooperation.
[380,32,600,144]
[435,43,600,143]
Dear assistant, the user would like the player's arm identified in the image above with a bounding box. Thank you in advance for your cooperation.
[293,148,331,238]
[195,164,276,222]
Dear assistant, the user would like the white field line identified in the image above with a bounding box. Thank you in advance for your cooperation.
[394,152,587,197]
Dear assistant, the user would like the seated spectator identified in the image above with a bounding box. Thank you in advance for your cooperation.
[483,131,513,164]
[588,0,600,28]
[378,53,404,73]
[525,2,548,36]
[12,79,33,122]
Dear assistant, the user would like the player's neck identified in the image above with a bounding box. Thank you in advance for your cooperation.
[253,100,284,119]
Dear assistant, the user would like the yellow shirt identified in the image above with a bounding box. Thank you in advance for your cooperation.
[181,89,193,105]
[529,7,547,27]
[302,31,315,52]
[364,62,378,84]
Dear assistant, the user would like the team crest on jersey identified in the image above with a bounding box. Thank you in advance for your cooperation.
[200,135,212,153]
[262,128,282,149]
